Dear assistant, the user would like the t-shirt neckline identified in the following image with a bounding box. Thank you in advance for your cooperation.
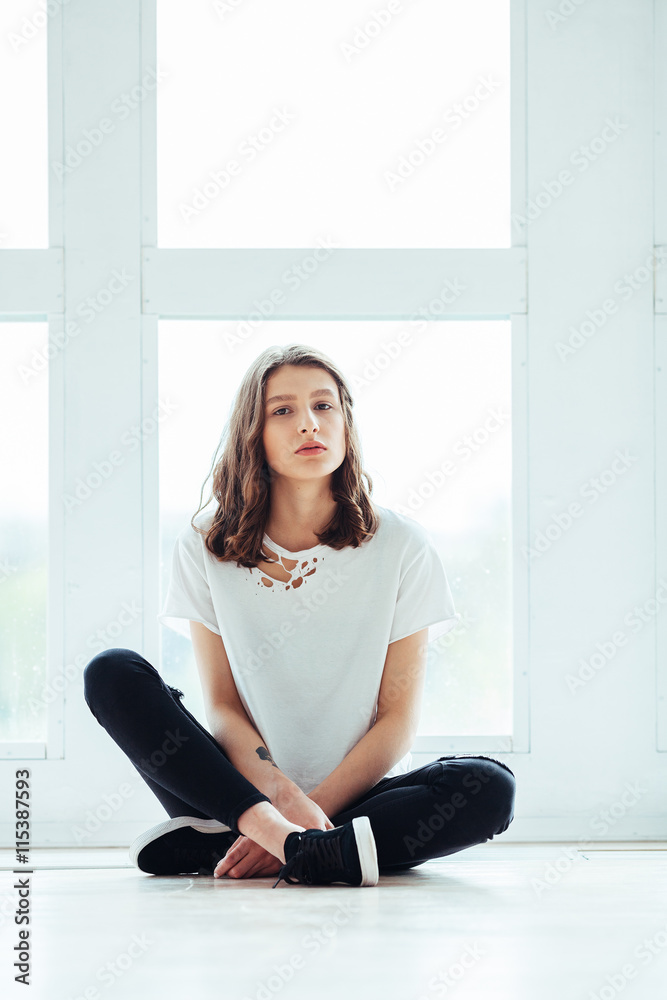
[263,533,325,557]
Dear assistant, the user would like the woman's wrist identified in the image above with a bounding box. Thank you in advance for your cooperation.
[269,778,304,812]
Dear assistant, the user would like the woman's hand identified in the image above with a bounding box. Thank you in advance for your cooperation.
[213,787,335,879]
[214,836,282,879]
[273,786,336,834]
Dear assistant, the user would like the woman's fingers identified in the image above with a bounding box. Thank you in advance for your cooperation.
[214,836,249,877]
[244,860,282,878]
[215,838,279,878]
[218,855,252,878]
[228,860,254,878]
[233,853,281,878]
[244,861,271,878]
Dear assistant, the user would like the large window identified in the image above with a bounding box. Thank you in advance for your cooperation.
[0,1,49,248]
[157,0,511,249]
[0,324,49,742]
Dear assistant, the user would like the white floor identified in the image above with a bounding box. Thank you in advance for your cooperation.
[1,843,665,1000]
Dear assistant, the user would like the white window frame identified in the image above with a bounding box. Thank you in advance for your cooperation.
[656,0,667,751]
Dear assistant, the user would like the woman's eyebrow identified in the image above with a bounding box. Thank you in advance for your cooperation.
[265,388,335,407]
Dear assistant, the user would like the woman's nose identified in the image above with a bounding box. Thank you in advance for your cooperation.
[298,411,319,431]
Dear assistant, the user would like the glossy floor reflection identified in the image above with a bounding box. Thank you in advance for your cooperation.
[0,843,665,1000]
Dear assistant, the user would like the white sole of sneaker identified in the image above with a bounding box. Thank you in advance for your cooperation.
[351,816,379,886]
[128,816,232,868]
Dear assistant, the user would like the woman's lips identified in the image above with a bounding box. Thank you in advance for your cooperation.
[296,446,326,455]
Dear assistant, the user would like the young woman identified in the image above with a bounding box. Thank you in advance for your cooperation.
[83,343,516,888]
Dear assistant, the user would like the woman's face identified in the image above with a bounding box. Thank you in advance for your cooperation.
[262,365,347,482]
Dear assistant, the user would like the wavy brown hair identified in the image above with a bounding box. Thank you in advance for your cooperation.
[190,343,380,567]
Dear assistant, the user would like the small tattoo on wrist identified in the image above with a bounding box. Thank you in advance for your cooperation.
[256,746,279,769]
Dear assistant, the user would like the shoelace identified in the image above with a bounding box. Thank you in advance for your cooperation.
[272,831,346,888]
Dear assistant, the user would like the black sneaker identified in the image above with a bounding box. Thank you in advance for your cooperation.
[272,816,379,888]
[129,817,237,875]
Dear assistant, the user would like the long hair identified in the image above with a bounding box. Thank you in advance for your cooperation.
[190,343,380,567]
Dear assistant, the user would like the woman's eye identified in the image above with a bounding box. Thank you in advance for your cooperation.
[273,403,331,415]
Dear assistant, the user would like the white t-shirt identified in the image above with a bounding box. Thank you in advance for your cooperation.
[158,504,461,795]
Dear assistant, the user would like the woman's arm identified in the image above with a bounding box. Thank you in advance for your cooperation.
[189,620,301,803]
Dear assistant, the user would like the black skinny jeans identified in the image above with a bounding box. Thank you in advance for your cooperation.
[83,648,516,872]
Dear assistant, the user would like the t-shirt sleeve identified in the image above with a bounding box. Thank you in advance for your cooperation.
[388,528,461,645]
[157,523,221,640]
